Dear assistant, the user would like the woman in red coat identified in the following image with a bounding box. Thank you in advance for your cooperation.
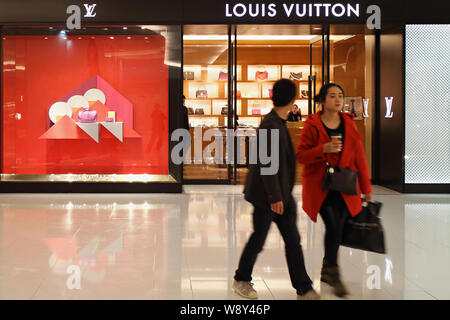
[296,83,372,297]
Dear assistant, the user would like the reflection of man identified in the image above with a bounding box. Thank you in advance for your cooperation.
[287,104,302,122]
[232,79,320,300]
[181,95,190,131]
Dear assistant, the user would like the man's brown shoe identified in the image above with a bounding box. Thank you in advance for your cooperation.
[233,280,258,299]
[297,289,321,300]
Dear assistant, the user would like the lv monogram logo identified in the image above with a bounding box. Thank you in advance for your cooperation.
[363,98,369,118]
[84,4,97,18]
[385,97,394,118]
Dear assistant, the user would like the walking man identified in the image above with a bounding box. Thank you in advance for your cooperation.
[233,79,320,300]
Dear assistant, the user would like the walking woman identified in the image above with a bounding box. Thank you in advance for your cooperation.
[296,83,372,297]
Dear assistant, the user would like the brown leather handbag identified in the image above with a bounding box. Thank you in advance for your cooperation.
[289,72,303,81]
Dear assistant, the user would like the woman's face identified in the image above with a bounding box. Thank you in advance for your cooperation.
[293,105,298,113]
[323,86,344,113]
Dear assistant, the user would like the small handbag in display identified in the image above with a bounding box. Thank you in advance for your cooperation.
[268,89,273,98]
[231,90,241,98]
[322,161,358,195]
[255,71,268,81]
[218,70,228,80]
[195,108,204,115]
[78,110,97,123]
[221,107,228,115]
[196,86,208,98]
[183,71,194,80]
[252,109,261,115]
[301,89,309,98]
[187,107,194,115]
[341,201,386,254]
[289,72,303,81]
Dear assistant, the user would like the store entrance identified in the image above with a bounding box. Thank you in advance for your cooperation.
[182,24,374,184]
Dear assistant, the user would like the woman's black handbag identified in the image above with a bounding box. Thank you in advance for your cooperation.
[341,201,386,254]
[322,162,358,195]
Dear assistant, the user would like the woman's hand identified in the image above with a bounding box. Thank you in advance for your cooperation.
[323,141,343,153]
[362,193,372,202]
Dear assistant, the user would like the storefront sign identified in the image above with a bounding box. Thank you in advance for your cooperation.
[225,3,361,18]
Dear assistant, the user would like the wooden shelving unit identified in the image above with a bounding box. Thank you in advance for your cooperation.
[184,64,310,127]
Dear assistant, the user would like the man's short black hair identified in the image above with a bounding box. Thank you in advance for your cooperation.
[271,79,297,107]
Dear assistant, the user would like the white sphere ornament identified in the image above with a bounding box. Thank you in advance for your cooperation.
[84,88,106,104]
[49,102,72,123]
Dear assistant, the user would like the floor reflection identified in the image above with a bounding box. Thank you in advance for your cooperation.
[0,189,448,299]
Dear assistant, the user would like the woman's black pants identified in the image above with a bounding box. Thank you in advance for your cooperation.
[319,191,350,267]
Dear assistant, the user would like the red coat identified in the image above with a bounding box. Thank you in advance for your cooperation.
[296,111,372,222]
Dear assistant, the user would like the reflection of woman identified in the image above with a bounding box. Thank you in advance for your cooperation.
[287,104,302,122]
[296,83,372,298]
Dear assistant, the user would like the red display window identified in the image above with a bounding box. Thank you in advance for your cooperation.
[2,28,169,178]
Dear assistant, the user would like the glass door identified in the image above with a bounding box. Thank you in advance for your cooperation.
[309,33,325,114]
[182,25,234,183]
[231,25,319,185]
[328,25,376,178]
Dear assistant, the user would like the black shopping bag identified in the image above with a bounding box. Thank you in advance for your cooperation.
[341,201,386,254]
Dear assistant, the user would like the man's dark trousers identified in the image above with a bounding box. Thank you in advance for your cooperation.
[234,196,313,295]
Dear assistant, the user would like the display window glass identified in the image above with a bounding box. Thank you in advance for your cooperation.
[2,26,177,182]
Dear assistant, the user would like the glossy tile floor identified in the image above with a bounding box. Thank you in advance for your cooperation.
[0,185,449,300]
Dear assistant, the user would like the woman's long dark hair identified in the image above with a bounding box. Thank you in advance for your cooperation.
[314,83,345,104]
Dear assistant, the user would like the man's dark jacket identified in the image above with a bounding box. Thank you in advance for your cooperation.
[181,105,190,131]
[244,109,296,210]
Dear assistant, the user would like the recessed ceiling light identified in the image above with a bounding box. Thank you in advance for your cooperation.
[183,35,316,40]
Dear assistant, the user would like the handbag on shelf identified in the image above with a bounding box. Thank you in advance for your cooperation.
[252,109,261,115]
[218,69,228,80]
[268,89,273,98]
[196,86,208,98]
[322,161,358,195]
[341,201,386,254]
[221,107,228,115]
[78,109,97,123]
[255,70,269,81]
[188,107,194,115]
[289,72,303,81]
[231,90,241,98]
[195,108,204,115]
[183,71,194,80]
[301,89,309,98]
